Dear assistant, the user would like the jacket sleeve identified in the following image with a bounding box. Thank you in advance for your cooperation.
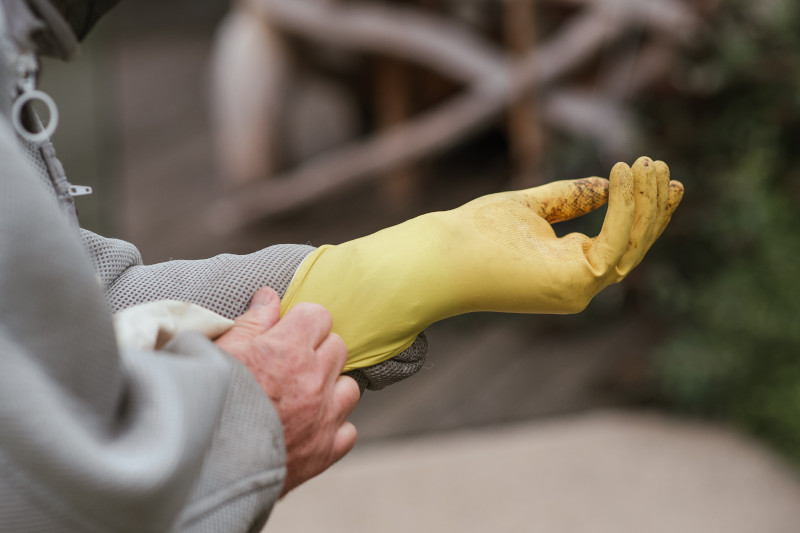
[0,118,284,532]
[83,230,316,321]
[82,232,428,391]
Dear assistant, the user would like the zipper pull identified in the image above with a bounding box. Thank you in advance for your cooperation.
[68,185,93,197]
[10,52,59,144]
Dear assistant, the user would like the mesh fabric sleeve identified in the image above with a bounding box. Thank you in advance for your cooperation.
[81,231,429,391]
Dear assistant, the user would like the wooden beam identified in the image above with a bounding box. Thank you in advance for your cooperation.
[211,0,695,231]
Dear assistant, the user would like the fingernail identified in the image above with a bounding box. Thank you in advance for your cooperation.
[250,288,274,309]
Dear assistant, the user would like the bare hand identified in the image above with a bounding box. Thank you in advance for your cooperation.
[215,287,360,496]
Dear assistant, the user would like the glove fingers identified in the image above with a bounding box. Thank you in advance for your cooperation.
[634,159,671,268]
[656,180,685,238]
[588,162,635,273]
[615,156,660,277]
[653,160,671,228]
[522,177,609,224]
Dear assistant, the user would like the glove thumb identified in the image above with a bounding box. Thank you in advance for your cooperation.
[521,177,609,224]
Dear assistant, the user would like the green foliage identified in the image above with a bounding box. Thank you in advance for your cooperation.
[642,0,800,462]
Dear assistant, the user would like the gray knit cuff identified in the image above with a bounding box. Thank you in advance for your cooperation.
[346,332,428,392]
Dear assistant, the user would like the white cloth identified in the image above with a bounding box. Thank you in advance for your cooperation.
[114,300,235,351]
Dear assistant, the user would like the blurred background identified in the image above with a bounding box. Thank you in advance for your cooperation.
[40,0,800,530]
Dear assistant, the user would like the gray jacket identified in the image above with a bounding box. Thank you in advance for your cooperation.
[0,0,424,531]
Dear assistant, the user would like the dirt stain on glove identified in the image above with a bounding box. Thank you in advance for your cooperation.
[538,177,609,224]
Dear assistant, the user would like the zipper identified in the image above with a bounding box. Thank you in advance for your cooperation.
[11,52,60,143]
[0,2,58,143]
[1,1,93,214]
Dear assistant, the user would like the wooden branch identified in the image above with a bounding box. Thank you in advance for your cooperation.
[211,0,698,231]
[247,0,507,84]
[544,0,701,42]
[599,38,677,96]
[504,0,545,188]
[248,0,699,91]
[374,56,418,208]
[520,7,625,93]
[210,85,502,235]
[210,5,639,232]
[243,0,653,96]
[211,9,290,185]
[542,89,636,157]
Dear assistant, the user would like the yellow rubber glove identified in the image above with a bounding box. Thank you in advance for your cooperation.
[281,156,684,371]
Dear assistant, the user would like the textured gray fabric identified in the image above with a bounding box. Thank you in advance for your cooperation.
[39,137,80,225]
[16,131,56,195]
[172,335,285,533]
[81,228,144,288]
[347,332,428,392]
[99,236,315,320]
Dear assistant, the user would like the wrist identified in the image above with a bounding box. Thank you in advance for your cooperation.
[281,214,455,370]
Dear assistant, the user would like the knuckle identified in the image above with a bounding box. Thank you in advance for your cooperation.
[338,375,360,400]
[263,335,291,358]
[326,332,348,356]
[264,335,314,368]
[294,301,329,317]
[293,302,333,329]
[343,386,361,410]
[305,376,327,399]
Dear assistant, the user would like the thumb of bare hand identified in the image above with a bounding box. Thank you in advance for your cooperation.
[235,287,282,334]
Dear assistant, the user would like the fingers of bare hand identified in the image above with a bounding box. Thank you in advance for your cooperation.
[331,421,358,464]
[589,162,635,273]
[317,332,349,378]
[615,156,660,276]
[244,286,281,322]
[217,288,281,346]
[522,177,609,224]
[333,376,360,422]
[251,287,279,309]
[275,302,333,349]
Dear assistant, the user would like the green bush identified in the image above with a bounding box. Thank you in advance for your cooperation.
[643,0,800,462]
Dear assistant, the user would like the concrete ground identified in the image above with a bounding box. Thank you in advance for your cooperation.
[267,411,800,533]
